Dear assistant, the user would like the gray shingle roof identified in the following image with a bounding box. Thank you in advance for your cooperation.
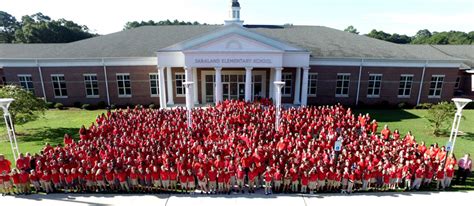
[0,25,471,65]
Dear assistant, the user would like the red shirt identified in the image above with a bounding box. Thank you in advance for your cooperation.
[41,174,51,182]
[264,172,272,182]
[19,173,29,183]
[105,171,115,181]
[180,174,188,183]
[436,171,445,179]
[248,170,258,180]
[151,172,160,181]
[160,170,169,180]
[0,159,12,174]
[237,169,245,179]
[51,173,60,183]
[117,172,127,182]
[11,174,20,184]
[301,175,309,185]
[208,170,217,181]
[446,168,454,178]
[169,171,178,181]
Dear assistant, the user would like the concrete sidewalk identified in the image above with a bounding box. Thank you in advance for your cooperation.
[1,191,473,206]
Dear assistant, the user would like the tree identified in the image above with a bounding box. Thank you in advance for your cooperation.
[0,11,20,43]
[366,29,391,41]
[344,25,359,34]
[123,19,204,30]
[0,85,47,125]
[425,101,455,136]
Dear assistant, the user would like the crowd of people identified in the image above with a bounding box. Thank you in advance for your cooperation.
[0,99,472,196]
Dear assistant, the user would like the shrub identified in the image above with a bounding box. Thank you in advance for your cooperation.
[149,103,156,109]
[135,104,143,109]
[97,101,107,109]
[46,102,55,109]
[426,101,455,136]
[81,104,94,110]
[73,101,82,108]
[54,103,64,110]
[110,104,117,110]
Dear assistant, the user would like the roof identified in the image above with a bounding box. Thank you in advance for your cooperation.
[0,25,471,66]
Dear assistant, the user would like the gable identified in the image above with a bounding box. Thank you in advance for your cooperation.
[187,33,283,53]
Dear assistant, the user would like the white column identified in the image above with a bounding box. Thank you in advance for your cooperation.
[274,81,285,131]
[269,68,275,100]
[183,82,194,128]
[293,67,302,105]
[193,67,199,105]
[273,67,283,104]
[215,67,223,104]
[166,67,174,105]
[301,67,310,106]
[245,67,253,102]
[158,67,167,109]
[184,67,194,108]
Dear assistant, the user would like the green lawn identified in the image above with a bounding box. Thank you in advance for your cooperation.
[354,109,474,160]
[0,109,105,161]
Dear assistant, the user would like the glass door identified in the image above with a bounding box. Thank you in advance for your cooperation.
[223,83,230,100]
[238,83,245,100]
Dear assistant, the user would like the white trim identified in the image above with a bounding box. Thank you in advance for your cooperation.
[83,73,99,98]
[428,75,445,99]
[397,74,414,98]
[51,74,68,98]
[367,74,382,98]
[116,73,132,98]
[175,72,186,97]
[335,73,351,98]
[0,57,157,67]
[307,72,318,97]
[17,74,34,93]
[149,73,160,97]
[200,70,266,104]
[310,58,465,68]
[17,74,32,77]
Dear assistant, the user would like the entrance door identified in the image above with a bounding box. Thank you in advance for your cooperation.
[238,83,245,100]
[223,83,230,100]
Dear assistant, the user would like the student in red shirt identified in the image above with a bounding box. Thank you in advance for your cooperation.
[116,169,129,192]
[347,171,355,193]
[129,167,139,192]
[151,166,161,192]
[263,166,273,195]
[247,166,258,194]
[179,170,188,193]
[300,171,309,194]
[51,169,61,192]
[444,164,454,188]
[169,167,178,191]
[317,166,326,192]
[186,169,195,194]
[196,167,208,194]
[144,168,153,192]
[236,164,245,193]
[11,169,22,194]
[95,169,106,191]
[273,168,282,193]
[105,167,116,191]
[436,166,445,190]
[19,169,30,194]
[2,171,13,195]
[207,166,217,194]
[0,154,11,175]
[40,170,53,193]
[29,170,41,193]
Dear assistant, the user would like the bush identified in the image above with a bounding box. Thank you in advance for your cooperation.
[415,103,433,109]
[46,102,55,109]
[135,104,143,109]
[149,103,156,109]
[81,104,94,110]
[97,101,107,109]
[426,101,455,136]
[54,103,64,110]
[397,102,413,109]
[110,104,117,110]
[73,101,82,108]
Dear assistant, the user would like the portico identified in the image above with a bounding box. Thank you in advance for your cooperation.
[156,24,311,107]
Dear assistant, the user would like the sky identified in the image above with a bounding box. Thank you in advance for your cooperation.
[1,0,473,35]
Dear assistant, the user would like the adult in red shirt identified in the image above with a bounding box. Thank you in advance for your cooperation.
[381,125,391,140]
[0,154,12,174]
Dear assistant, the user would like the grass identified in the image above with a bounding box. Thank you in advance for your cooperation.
[0,108,473,190]
[0,109,105,161]
[353,109,474,160]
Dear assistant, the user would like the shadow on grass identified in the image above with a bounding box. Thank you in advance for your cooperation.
[460,132,474,141]
[353,109,421,122]
[19,127,79,146]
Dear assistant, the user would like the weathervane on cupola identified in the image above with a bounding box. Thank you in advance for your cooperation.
[225,0,244,26]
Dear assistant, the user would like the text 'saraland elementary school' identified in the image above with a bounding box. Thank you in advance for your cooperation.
[1,0,473,108]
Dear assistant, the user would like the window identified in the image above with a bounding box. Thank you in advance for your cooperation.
[83,74,99,98]
[51,74,67,98]
[282,73,292,96]
[398,75,413,98]
[175,73,185,96]
[149,73,159,97]
[336,73,350,97]
[367,74,382,98]
[454,77,461,89]
[428,75,444,98]
[308,73,318,96]
[18,74,34,93]
[116,73,131,97]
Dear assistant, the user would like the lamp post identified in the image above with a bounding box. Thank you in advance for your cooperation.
[0,98,20,161]
[183,82,194,128]
[448,98,472,156]
[273,81,285,131]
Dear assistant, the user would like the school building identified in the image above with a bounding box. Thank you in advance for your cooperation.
[1,0,473,108]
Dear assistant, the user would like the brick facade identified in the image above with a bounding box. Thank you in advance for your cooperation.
[2,65,468,107]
